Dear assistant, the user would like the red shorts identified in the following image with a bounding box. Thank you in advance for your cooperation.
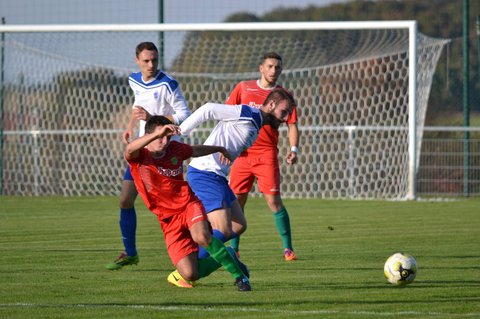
[229,154,281,195]
[158,199,208,266]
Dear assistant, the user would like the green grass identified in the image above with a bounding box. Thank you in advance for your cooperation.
[0,196,479,319]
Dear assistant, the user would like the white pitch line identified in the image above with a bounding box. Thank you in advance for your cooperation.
[1,303,479,317]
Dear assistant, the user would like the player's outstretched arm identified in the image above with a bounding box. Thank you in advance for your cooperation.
[191,145,233,164]
[179,102,242,136]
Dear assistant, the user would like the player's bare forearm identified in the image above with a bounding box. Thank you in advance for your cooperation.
[122,116,137,144]
[286,123,299,165]
[288,123,299,149]
[192,145,233,163]
[125,135,150,160]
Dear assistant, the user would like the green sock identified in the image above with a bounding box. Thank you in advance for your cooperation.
[229,236,240,252]
[274,206,293,250]
[198,257,222,279]
[203,237,243,280]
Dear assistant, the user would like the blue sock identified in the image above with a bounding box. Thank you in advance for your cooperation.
[198,229,237,259]
[120,208,137,256]
[213,229,227,242]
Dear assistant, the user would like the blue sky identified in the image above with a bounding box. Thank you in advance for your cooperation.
[1,0,351,24]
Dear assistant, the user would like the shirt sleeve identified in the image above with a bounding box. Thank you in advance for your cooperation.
[168,86,191,125]
[287,105,298,124]
[179,102,242,136]
[128,76,137,108]
[125,147,147,164]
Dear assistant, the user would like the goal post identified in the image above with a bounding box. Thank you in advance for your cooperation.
[407,21,418,200]
[0,21,448,199]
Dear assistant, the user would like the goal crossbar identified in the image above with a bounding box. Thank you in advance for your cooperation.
[0,21,418,33]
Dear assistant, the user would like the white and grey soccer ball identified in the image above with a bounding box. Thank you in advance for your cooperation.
[384,252,417,286]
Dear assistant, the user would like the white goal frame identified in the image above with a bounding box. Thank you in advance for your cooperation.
[0,21,419,199]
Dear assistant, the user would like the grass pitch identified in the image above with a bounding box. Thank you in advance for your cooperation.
[0,196,479,318]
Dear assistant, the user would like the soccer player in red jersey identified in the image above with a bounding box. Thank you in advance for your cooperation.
[225,52,299,261]
[125,115,251,291]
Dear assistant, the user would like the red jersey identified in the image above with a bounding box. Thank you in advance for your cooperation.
[127,141,197,219]
[225,79,297,156]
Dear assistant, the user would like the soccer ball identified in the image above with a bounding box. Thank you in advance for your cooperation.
[384,252,417,286]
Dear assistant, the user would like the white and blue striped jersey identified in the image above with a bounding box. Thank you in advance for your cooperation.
[129,70,190,137]
[180,102,263,178]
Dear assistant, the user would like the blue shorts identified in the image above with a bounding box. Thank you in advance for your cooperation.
[187,166,236,214]
[123,165,133,181]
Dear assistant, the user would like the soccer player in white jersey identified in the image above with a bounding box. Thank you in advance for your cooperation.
[106,42,191,270]
[179,89,294,260]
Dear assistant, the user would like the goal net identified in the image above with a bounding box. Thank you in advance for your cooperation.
[0,22,448,198]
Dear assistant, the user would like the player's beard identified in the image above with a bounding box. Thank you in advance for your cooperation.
[263,113,282,129]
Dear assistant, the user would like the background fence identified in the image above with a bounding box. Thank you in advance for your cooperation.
[417,127,480,197]
[3,126,480,198]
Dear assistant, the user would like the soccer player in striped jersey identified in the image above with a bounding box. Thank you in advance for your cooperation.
[125,115,250,291]
[225,52,299,261]
[179,89,294,263]
[106,42,191,270]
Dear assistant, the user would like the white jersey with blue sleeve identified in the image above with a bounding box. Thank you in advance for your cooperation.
[129,70,190,137]
[180,102,263,178]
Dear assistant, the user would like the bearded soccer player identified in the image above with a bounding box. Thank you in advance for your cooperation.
[179,89,294,264]
[225,52,299,261]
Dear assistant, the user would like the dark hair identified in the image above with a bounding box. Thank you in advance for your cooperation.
[135,42,158,57]
[264,89,295,109]
[261,52,282,64]
[145,115,172,134]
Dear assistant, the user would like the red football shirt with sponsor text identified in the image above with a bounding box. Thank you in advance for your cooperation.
[127,141,196,219]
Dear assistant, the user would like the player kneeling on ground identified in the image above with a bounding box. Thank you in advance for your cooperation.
[125,115,251,291]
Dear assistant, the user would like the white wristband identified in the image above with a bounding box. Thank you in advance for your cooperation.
[290,146,299,154]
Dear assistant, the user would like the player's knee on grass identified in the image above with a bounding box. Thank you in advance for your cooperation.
[178,267,199,281]
[176,257,200,281]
